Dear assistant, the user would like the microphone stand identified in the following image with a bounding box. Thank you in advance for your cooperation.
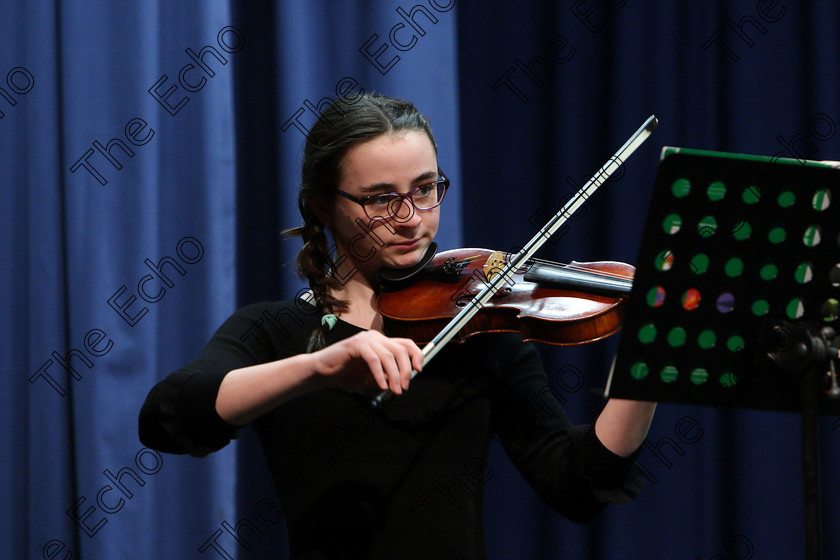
[764,322,840,560]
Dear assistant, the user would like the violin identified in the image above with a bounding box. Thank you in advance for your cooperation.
[377,247,634,346]
[370,114,658,406]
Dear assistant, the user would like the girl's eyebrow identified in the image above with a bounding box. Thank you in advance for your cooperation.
[358,170,437,194]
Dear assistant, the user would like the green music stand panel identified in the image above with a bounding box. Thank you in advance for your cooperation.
[608,147,840,414]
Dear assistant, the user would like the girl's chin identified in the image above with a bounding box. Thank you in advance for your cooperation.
[381,247,428,269]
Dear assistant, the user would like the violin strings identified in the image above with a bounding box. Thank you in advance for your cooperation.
[501,253,634,282]
[451,253,633,283]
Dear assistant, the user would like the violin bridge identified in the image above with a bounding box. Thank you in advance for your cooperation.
[483,251,507,283]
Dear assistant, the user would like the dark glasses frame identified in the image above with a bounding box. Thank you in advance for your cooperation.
[335,168,449,220]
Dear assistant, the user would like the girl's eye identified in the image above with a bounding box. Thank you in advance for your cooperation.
[415,184,434,197]
[368,195,393,208]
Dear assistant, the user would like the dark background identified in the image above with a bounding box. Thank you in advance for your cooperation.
[4,1,840,558]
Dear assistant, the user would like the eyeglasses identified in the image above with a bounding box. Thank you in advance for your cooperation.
[336,168,450,220]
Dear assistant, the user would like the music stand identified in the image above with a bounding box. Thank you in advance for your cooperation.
[606,147,840,560]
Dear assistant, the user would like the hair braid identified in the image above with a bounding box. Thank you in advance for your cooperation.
[286,200,349,352]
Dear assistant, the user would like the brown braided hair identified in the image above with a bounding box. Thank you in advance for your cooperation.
[284,92,437,351]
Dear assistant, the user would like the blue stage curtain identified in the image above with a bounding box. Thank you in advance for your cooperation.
[3,1,838,559]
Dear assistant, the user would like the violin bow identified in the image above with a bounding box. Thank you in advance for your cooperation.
[371,115,658,407]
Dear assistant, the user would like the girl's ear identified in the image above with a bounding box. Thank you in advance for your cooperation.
[307,193,333,228]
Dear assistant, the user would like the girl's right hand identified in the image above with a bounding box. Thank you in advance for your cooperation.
[310,330,424,395]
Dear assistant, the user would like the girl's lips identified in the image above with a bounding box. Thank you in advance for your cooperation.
[389,238,422,249]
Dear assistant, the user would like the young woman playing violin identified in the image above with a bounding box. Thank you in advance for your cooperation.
[139,92,656,559]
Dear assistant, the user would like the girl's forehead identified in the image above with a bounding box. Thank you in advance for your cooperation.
[340,131,437,185]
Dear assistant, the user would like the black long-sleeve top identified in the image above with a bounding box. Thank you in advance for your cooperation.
[139,299,644,559]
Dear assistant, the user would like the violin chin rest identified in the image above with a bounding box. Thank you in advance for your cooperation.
[377,242,437,291]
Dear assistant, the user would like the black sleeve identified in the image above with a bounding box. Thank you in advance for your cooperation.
[490,337,645,524]
[138,302,299,457]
